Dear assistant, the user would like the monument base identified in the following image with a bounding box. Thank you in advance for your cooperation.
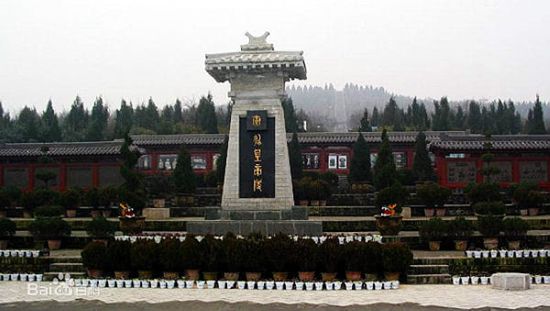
[142,207,170,219]
[203,206,308,221]
[186,220,322,236]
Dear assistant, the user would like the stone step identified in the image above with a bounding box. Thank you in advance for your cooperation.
[49,262,86,273]
[47,256,82,264]
[409,264,449,275]
[413,257,463,265]
[43,272,86,281]
[407,273,452,285]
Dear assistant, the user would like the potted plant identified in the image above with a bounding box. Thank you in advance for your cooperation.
[85,188,101,218]
[448,217,474,251]
[473,201,506,216]
[20,191,36,218]
[99,186,118,217]
[0,190,11,218]
[145,175,174,208]
[241,233,266,281]
[416,181,450,217]
[60,189,81,218]
[293,177,309,206]
[81,241,108,278]
[107,240,132,279]
[317,236,341,282]
[29,210,71,250]
[130,240,157,279]
[308,179,322,206]
[512,183,545,216]
[0,218,16,249]
[200,235,222,280]
[0,187,21,218]
[173,145,196,206]
[502,217,529,250]
[295,238,318,281]
[363,242,383,281]
[265,233,293,281]
[374,182,408,236]
[221,233,244,281]
[382,242,413,281]
[86,216,115,243]
[181,235,202,280]
[343,241,365,281]
[159,238,182,279]
[419,217,448,251]
[477,215,503,250]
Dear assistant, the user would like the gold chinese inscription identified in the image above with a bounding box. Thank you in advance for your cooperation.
[251,114,262,127]
[252,132,262,192]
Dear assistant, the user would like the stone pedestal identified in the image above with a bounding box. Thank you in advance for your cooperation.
[491,273,531,290]
[142,208,170,219]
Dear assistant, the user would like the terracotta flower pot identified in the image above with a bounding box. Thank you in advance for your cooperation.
[163,271,179,280]
[47,239,62,250]
[428,241,441,251]
[153,199,166,208]
[272,272,288,281]
[90,210,101,218]
[0,240,8,250]
[138,270,153,279]
[102,210,112,218]
[23,211,33,218]
[224,272,239,281]
[454,240,468,251]
[0,210,7,218]
[119,216,145,234]
[320,200,327,206]
[483,237,499,250]
[528,208,539,216]
[66,209,77,218]
[185,269,200,280]
[424,208,435,217]
[345,271,362,281]
[507,240,521,250]
[298,271,315,282]
[87,268,103,278]
[245,272,261,281]
[203,271,218,280]
[310,200,320,206]
[519,209,528,216]
[375,215,403,236]
[298,200,309,206]
[384,272,400,281]
[114,271,130,279]
[321,272,337,282]
[435,208,446,217]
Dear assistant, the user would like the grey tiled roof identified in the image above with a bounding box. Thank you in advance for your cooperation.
[430,134,550,151]
[131,134,227,146]
[0,141,125,157]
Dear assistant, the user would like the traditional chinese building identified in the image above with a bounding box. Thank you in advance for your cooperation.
[1,131,549,191]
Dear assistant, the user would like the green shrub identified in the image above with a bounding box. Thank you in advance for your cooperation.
[382,242,413,273]
[265,233,294,272]
[477,215,503,237]
[317,236,341,273]
[295,238,318,272]
[99,186,118,208]
[343,241,366,272]
[448,217,474,239]
[159,238,182,272]
[204,171,218,188]
[107,240,132,271]
[375,182,408,213]
[81,241,108,270]
[130,240,157,271]
[319,172,339,188]
[502,217,529,238]
[144,175,175,198]
[173,145,196,194]
[86,216,116,239]
[1,186,21,207]
[200,235,223,272]
[33,189,60,207]
[29,217,71,239]
[419,217,448,241]
[181,235,201,270]
[363,242,383,275]
[416,181,450,208]
[0,190,11,209]
[240,233,266,273]
[59,189,81,209]
[512,183,545,210]
[0,218,16,238]
[473,201,506,215]
[84,188,100,208]
[466,182,501,204]
[33,205,64,217]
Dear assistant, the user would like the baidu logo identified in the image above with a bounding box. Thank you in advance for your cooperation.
[27,273,100,297]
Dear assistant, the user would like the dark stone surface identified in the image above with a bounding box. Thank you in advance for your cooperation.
[186,220,322,236]
[291,206,308,220]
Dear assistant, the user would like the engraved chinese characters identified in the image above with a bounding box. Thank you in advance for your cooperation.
[253,133,263,193]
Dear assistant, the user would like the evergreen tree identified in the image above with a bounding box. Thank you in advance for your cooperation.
[371,106,380,127]
[454,106,466,130]
[114,100,134,138]
[467,100,482,134]
[216,135,228,184]
[382,97,404,130]
[528,95,547,134]
[358,108,372,132]
[16,106,41,142]
[159,105,175,134]
[86,97,109,141]
[282,97,298,133]
[63,96,89,141]
[412,131,434,181]
[373,129,396,190]
[196,93,218,134]
[432,97,452,131]
[41,100,62,142]
[173,99,183,123]
[119,132,145,210]
[173,145,196,193]
[288,132,303,179]
[349,132,371,183]
[144,98,161,132]
[507,101,522,134]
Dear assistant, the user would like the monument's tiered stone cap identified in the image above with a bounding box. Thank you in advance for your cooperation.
[205,32,307,82]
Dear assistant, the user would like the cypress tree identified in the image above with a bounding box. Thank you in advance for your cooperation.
[349,132,371,183]
[216,135,228,185]
[467,101,482,134]
[16,107,41,142]
[412,131,434,181]
[373,129,396,190]
[371,106,380,127]
[63,96,89,141]
[358,109,372,132]
[528,95,547,134]
[173,99,184,123]
[41,100,62,142]
[114,100,134,138]
[196,94,218,134]
[282,97,298,133]
[288,132,303,180]
[86,97,109,141]
[173,145,196,194]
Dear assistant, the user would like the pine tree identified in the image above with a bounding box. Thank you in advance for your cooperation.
[216,135,228,184]
[349,132,371,183]
[373,129,396,190]
[86,97,109,141]
[412,131,434,181]
[371,106,380,127]
[144,98,161,132]
[382,97,404,130]
[63,96,89,141]
[16,107,41,142]
[41,100,61,142]
[432,97,452,131]
[196,94,218,134]
[467,100,482,134]
[173,99,183,123]
[528,95,547,134]
[358,108,372,132]
[114,100,134,138]
[173,145,196,193]
[288,132,303,179]
[282,97,298,133]
[119,132,145,210]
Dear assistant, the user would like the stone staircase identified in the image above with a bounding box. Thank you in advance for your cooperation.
[407,257,452,284]
[44,254,85,281]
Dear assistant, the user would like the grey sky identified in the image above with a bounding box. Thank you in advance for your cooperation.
[1,0,549,113]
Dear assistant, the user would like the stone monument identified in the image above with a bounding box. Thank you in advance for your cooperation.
[186,32,322,235]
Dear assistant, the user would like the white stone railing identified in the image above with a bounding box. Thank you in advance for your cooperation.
[465,249,549,259]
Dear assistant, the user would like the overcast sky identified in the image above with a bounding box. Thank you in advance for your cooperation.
[1,0,549,113]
